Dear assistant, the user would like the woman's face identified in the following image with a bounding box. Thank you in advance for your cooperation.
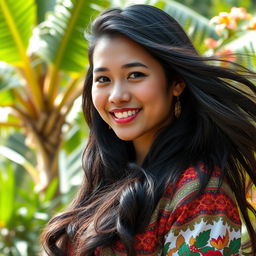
[91,35,184,158]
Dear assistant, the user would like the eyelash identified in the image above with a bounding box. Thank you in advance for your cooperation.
[95,76,110,83]
[95,72,147,84]
[128,72,147,79]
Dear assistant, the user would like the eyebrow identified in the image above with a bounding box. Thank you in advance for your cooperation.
[93,62,148,73]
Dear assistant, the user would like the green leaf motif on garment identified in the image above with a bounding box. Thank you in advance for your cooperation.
[223,247,231,256]
[200,246,214,253]
[194,230,211,248]
[229,238,241,254]
[178,242,190,256]
[166,228,240,256]
[163,242,171,255]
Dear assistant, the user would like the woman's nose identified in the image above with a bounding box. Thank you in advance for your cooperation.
[108,83,131,104]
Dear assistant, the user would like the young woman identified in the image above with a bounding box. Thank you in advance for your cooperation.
[41,4,256,256]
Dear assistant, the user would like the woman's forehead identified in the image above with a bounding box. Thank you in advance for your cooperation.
[92,35,160,70]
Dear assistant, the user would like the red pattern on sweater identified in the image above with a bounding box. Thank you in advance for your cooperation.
[69,167,241,255]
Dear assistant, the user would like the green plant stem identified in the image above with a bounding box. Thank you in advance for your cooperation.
[13,90,37,118]
[0,122,22,128]
[45,0,85,107]
[56,77,80,112]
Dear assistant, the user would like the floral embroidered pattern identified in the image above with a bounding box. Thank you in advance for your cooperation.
[163,229,241,256]
[69,167,242,256]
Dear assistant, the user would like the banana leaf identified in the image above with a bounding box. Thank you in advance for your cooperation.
[34,0,110,73]
[0,0,36,65]
[163,0,219,53]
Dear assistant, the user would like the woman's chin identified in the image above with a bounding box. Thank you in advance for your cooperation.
[112,130,137,141]
[115,134,134,141]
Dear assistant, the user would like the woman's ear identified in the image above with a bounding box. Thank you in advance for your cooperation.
[172,81,186,97]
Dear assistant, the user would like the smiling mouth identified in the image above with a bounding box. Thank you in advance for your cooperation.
[109,108,141,123]
[111,109,140,119]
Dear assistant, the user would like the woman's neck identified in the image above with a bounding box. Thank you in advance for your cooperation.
[133,133,155,165]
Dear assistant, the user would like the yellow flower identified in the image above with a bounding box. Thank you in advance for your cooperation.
[210,230,229,249]
[210,12,237,34]
[209,7,254,35]
[210,13,231,26]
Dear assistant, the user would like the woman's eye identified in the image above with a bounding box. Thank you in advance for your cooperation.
[128,72,146,79]
[95,76,110,83]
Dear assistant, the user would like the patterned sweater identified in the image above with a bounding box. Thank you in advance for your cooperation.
[71,167,241,256]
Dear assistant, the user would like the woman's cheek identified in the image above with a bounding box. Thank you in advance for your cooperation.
[92,89,109,122]
[92,87,102,109]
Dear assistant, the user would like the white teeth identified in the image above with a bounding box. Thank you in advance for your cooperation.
[115,112,123,118]
[113,110,139,119]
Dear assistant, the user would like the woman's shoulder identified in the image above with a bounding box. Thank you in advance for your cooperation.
[154,165,241,237]
[164,165,233,201]
[157,165,239,225]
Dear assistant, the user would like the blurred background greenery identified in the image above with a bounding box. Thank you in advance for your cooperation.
[0,0,255,255]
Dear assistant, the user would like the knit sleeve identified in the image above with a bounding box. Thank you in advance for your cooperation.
[162,167,242,256]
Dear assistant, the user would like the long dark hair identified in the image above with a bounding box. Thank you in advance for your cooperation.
[41,4,256,256]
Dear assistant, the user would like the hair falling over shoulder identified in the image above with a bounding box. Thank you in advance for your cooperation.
[41,4,256,256]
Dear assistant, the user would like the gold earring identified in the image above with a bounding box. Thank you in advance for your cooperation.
[174,96,181,118]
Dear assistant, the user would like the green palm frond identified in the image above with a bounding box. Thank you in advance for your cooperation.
[59,145,83,193]
[35,0,110,73]
[0,63,22,106]
[0,0,36,65]
[0,63,23,91]
[240,44,256,71]
[0,145,39,183]
[163,1,219,53]
[0,0,44,111]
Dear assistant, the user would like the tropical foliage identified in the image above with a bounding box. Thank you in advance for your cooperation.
[0,0,255,255]
[0,0,110,254]
[174,0,256,19]
[204,7,256,70]
[0,162,60,256]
